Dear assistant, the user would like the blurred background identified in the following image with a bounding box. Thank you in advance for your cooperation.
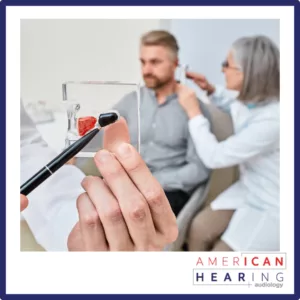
[20,18,280,251]
[21,18,279,107]
[21,19,279,154]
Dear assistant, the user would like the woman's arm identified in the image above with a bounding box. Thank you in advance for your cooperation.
[208,85,237,113]
[188,113,279,169]
[176,85,279,169]
[186,71,235,113]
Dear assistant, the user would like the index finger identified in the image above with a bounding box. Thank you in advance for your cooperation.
[186,71,205,81]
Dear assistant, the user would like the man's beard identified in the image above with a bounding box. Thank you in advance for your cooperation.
[143,75,172,90]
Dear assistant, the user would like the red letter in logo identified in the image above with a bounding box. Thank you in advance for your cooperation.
[252,257,259,266]
[263,257,271,266]
[196,257,204,266]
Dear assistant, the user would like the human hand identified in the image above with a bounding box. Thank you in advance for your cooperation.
[186,71,215,95]
[20,194,28,211]
[65,157,77,165]
[68,117,178,251]
[177,84,202,119]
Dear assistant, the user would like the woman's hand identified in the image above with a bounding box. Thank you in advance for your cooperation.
[68,118,178,251]
[20,194,28,211]
[176,84,202,119]
[186,71,215,95]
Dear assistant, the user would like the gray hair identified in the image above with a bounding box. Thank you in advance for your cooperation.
[231,35,280,102]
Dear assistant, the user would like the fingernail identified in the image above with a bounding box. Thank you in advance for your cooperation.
[81,175,93,187]
[117,143,132,158]
[95,150,112,163]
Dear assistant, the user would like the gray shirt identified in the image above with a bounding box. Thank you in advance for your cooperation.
[85,86,211,194]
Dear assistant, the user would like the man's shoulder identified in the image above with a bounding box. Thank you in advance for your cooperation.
[120,86,149,101]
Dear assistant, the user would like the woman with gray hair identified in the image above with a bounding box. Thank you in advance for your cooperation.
[177,35,280,251]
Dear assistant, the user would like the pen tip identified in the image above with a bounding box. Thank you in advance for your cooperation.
[98,110,120,127]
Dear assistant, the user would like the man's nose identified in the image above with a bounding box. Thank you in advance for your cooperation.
[143,63,153,74]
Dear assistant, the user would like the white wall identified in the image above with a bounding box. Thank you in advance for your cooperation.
[21,19,161,111]
[21,19,280,111]
[169,19,280,94]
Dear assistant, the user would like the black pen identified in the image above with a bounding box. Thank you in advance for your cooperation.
[20,111,120,196]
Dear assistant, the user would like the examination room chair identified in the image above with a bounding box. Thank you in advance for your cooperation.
[164,101,240,251]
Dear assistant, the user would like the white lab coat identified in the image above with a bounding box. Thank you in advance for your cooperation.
[188,86,280,251]
[21,100,85,251]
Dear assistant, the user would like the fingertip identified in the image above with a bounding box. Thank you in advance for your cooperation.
[20,194,28,211]
[81,175,93,189]
[104,116,127,130]
[94,149,113,165]
[176,82,182,91]
[115,142,134,159]
[103,116,130,152]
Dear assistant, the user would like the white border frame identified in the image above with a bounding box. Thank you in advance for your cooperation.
[7,6,294,294]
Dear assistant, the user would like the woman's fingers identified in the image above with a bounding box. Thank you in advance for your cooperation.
[81,176,134,251]
[76,192,108,251]
[94,150,157,250]
[186,71,206,81]
[185,71,211,90]
[113,143,178,244]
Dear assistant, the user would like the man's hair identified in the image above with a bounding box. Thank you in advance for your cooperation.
[140,30,179,59]
[231,35,280,102]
